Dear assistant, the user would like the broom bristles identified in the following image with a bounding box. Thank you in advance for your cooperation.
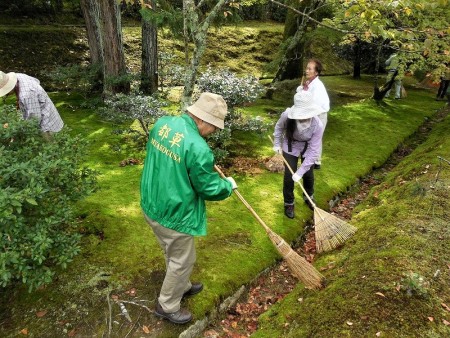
[314,208,357,253]
[267,230,325,289]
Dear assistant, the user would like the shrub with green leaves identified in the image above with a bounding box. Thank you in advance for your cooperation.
[197,67,265,108]
[0,105,98,292]
[97,93,168,154]
[197,67,269,161]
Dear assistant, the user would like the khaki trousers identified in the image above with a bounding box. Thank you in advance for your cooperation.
[144,214,195,313]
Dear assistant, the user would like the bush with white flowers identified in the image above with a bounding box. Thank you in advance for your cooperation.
[197,67,264,108]
[197,67,269,161]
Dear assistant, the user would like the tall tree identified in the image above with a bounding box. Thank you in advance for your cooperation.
[140,0,159,94]
[80,0,104,92]
[181,0,231,108]
[98,0,130,95]
[271,0,328,82]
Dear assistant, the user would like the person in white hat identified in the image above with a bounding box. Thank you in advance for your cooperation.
[0,71,63,133]
[296,59,330,169]
[272,90,325,218]
[140,92,237,324]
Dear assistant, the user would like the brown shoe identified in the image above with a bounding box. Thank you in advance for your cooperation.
[155,302,192,324]
[182,283,203,298]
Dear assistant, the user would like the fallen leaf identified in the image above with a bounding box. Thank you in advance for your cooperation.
[3,123,8,128]
[36,310,47,318]
[19,328,28,335]
[231,321,238,328]
[297,298,303,303]
[442,303,450,312]
[376,332,381,337]
[428,317,434,322]
[204,330,219,337]
[443,319,450,326]
[346,321,353,326]
[395,284,401,292]
[375,292,386,298]
[68,329,76,337]
[142,325,150,334]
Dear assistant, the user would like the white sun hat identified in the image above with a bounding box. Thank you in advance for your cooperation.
[287,90,324,120]
[187,92,228,129]
[0,71,18,97]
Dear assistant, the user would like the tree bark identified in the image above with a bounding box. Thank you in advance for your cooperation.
[99,0,130,95]
[80,0,104,92]
[181,0,228,109]
[353,38,361,79]
[276,3,304,81]
[140,0,158,94]
[273,0,325,82]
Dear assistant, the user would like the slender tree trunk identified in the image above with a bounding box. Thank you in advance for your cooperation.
[273,0,326,82]
[353,38,361,79]
[99,0,130,95]
[276,2,305,81]
[80,0,104,92]
[182,0,228,109]
[140,0,158,94]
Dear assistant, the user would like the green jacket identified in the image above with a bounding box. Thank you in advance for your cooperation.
[140,114,232,236]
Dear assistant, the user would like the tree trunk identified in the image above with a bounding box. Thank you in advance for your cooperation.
[276,4,304,81]
[273,0,326,82]
[99,0,130,95]
[181,0,228,109]
[353,38,361,79]
[140,0,158,94]
[80,0,104,92]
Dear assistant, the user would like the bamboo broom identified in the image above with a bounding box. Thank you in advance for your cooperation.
[268,136,357,253]
[215,165,325,289]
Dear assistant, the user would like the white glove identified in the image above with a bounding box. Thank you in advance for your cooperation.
[292,173,302,183]
[273,146,282,154]
[226,177,238,190]
[296,85,304,93]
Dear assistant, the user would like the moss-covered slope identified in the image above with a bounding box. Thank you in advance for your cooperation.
[255,108,450,337]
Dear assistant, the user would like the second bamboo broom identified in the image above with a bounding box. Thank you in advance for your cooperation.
[215,165,325,289]
[269,136,357,253]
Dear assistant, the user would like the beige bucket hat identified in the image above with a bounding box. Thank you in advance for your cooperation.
[287,90,324,120]
[0,71,18,97]
[187,92,228,129]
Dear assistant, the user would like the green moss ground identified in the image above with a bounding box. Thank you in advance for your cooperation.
[254,110,450,337]
[1,74,446,337]
[1,21,448,337]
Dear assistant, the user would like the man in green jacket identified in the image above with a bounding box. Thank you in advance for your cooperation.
[140,92,237,324]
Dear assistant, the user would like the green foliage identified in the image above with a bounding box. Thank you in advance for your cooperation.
[158,51,186,96]
[399,272,430,298]
[196,67,270,161]
[48,63,104,100]
[197,67,265,108]
[0,105,98,292]
[97,92,168,154]
[325,0,450,79]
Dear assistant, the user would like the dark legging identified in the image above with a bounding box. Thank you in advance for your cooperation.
[283,151,314,205]
[437,79,449,99]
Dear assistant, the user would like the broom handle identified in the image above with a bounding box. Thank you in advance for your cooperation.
[300,75,304,87]
[268,136,317,208]
[214,165,272,234]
